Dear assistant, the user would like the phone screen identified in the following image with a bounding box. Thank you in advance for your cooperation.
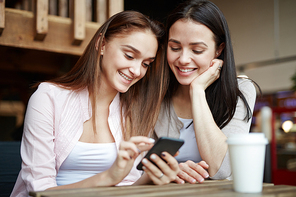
[136,137,184,170]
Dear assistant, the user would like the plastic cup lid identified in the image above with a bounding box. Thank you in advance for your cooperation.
[226,133,268,145]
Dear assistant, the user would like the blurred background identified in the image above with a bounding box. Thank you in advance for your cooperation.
[0,0,295,196]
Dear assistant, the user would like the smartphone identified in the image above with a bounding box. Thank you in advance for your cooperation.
[136,137,184,170]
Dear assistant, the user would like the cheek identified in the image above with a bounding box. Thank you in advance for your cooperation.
[139,67,148,79]
[194,55,213,71]
[166,50,176,65]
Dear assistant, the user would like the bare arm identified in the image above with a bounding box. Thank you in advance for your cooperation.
[187,59,225,176]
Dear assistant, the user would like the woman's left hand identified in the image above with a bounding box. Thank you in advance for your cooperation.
[140,152,180,185]
[175,160,209,184]
[190,59,223,92]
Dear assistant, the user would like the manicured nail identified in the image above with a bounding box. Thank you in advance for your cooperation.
[150,154,157,160]
[198,178,204,183]
[180,180,185,184]
[149,138,155,143]
[204,173,209,178]
[137,148,141,153]
[142,158,148,164]
[161,152,166,157]
[191,179,196,184]
[142,166,146,170]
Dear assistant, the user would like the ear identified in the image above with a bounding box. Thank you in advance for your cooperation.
[215,42,225,58]
[95,34,105,55]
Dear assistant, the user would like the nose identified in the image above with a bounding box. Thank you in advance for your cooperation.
[179,50,191,65]
[129,62,141,77]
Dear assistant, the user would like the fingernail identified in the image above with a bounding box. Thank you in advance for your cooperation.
[137,148,141,153]
[180,180,185,184]
[149,138,155,143]
[150,154,156,160]
[198,178,204,183]
[161,152,165,157]
[191,179,196,184]
[204,173,209,178]
[142,158,148,164]
[143,166,146,170]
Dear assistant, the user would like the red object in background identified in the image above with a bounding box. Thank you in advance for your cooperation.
[271,107,296,186]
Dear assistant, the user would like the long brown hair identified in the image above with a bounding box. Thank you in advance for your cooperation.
[47,11,166,140]
[164,0,255,129]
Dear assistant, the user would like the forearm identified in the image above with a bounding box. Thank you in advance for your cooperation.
[132,173,152,185]
[191,89,227,176]
[46,170,116,190]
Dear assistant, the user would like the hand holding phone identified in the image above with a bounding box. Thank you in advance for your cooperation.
[136,137,184,170]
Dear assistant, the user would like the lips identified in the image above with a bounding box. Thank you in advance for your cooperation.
[119,71,132,81]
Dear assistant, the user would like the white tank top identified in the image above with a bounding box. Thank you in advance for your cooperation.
[56,141,117,186]
[174,117,202,163]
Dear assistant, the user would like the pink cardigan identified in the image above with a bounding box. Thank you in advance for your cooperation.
[11,83,142,197]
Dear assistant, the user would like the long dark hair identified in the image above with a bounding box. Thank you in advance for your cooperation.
[47,11,165,139]
[164,0,253,129]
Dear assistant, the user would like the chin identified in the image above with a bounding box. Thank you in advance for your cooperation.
[117,88,129,93]
[116,86,131,93]
[176,78,194,86]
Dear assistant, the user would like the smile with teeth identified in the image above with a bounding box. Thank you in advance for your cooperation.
[178,67,195,72]
[119,71,132,81]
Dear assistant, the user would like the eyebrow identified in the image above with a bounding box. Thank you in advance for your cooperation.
[122,45,155,60]
[168,39,208,47]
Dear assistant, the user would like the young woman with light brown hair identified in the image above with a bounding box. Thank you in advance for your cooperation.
[11,10,179,197]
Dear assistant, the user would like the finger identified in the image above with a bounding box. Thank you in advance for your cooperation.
[198,161,209,169]
[137,143,154,152]
[142,167,165,185]
[151,152,179,181]
[119,141,139,158]
[141,160,170,185]
[211,59,223,69]
[186,161,209,180]
[174,175,185,184]
[129,136,155,152]
[178,163,198,184]
[179,161,208,183]
[160,152,179,172]
[174,151,179,157]
[129,136,155,145]
[117,150,132,161]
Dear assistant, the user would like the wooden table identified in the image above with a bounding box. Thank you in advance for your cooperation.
[29,180,296,197]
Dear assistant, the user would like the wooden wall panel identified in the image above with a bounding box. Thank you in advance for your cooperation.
[0,0,5,36]
[86,0,92,22]
[58,0,68,17]
[0,8,100,56]
[95,0,107,24]
[108,0,124,18]
[72,0,85,45]
[35,0,48,41]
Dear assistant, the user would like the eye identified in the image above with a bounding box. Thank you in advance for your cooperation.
[193,50,203,54]
[125,53,134,59]
[143,62,152,68]
[170,47,180,52]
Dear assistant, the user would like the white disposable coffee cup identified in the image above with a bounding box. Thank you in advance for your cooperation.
[226,133,268,193]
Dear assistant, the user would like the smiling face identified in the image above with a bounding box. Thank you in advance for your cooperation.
[167,19,221,86]
[100,30,158,93]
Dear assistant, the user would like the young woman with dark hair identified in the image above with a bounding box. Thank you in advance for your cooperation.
[11,10,179,197]
[153,0,257,184]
